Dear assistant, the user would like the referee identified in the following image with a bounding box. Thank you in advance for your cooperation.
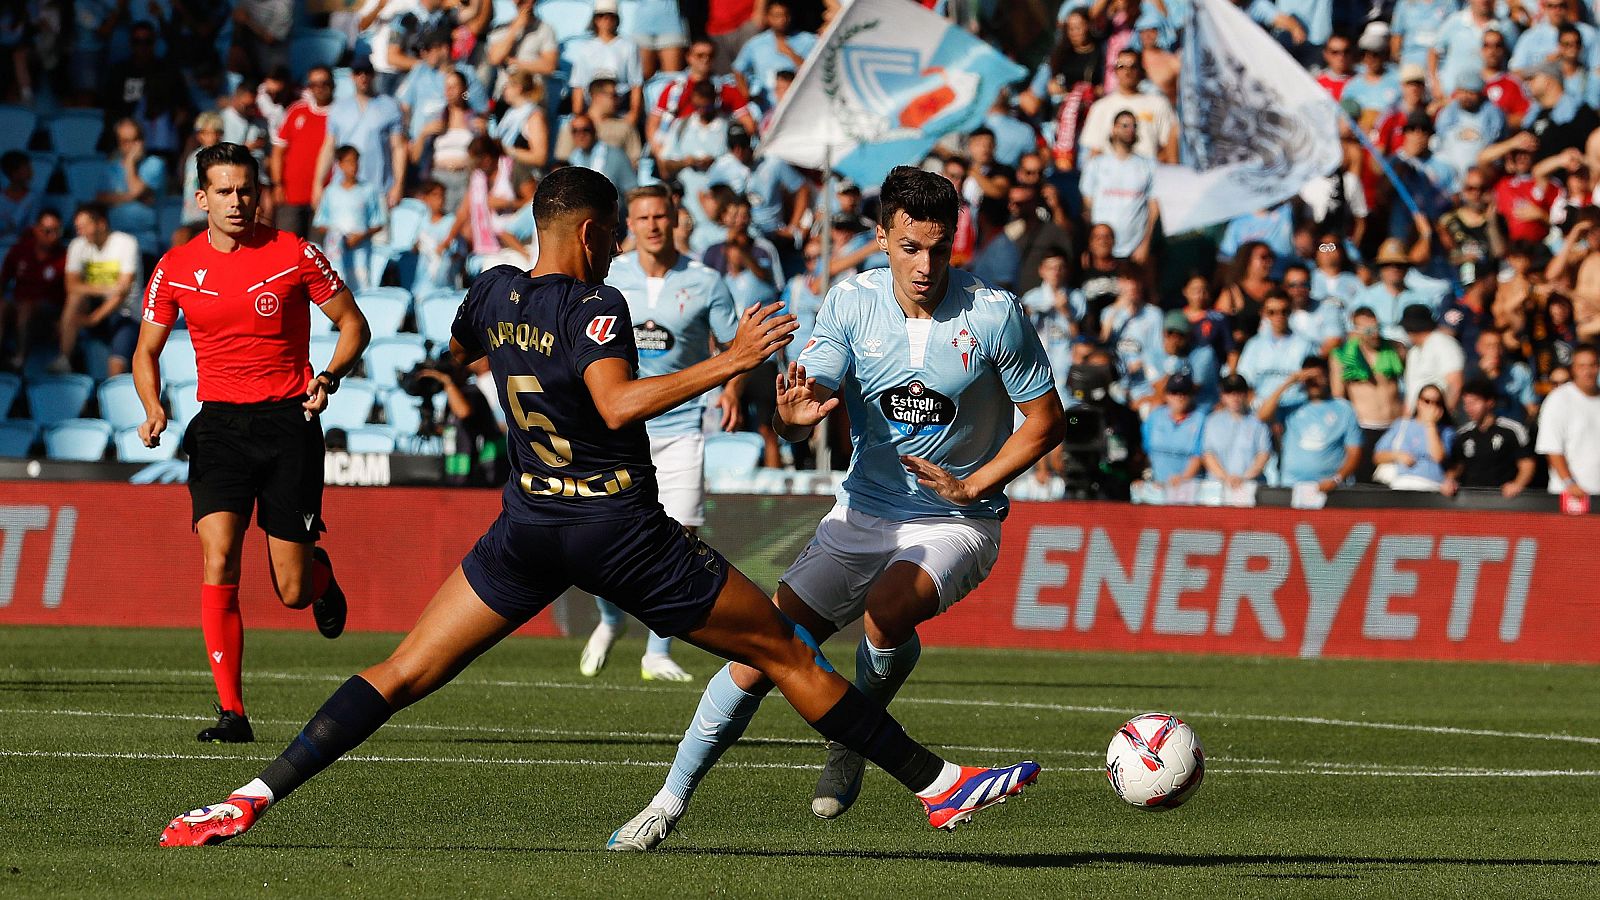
[132,142,372,743]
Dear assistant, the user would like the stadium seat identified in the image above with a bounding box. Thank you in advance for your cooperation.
[26,373,93,426]
[320,377,378,430]
[0,105,38,154]
[114,426,177,462]
[0,419,38,457]
[344,425,398,454]
[29,152,60,190]
[492,0,518,28]
[539,0,594,42]
[289,29,347,81]
[109,202,161,256]
[354,286,412,339]
[96,373,146,431]
[363,335,427,393]
[166,380,201,434]
[417,293,461,346]
[704,432,764,479]
[62,158,109,205]
[384,389,442,438]
[0,372,19,418]
[309,333,342,371]
[159,331,199,384]
[46,110,105,156]
[155,197,187,240]
[371,197,427,287]
[44,417,113,461]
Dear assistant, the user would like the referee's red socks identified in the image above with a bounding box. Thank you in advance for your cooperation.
[309,556,331,602]
[200,584,245,715]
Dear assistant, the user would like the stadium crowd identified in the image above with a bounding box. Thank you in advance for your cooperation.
[0,0,1598,503]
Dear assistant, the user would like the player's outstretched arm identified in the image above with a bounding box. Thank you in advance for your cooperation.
[773,361,839,443]
[584,302,796,430]
[901,391,1067,505]
[132,321,171,448]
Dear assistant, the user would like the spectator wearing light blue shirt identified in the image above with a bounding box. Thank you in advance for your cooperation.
[1100,264,1167,403]
[1263,356,1362,490]
[1433,75,1507,179]
[314,146,387,293]
[1202,374,1274,485]
[1429,0,1518,94]
[395,31,489,141]
[1471,331,1541,423]
[1343,32,1404,118]
[565,114,638,196]
[1155,310,1222,410]
[1511,4,1600,72]
[317,59,408,207]
[1284,262,1347,352]
[1237,292,1318,418]
[1143,373,1208,486]
[732,0,817,109]
[1373,384,1455,490]
[1390,0,1460,70]
[99,118,167,208]
[1355,238,1435,340]
[570,0,645,122]
[1218,204,1297,279]
[1079,111,1157,261]
[660,81,731,237]
[1311,237,1365,307]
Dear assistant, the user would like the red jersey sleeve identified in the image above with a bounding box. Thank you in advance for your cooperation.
[297,238,346,305]
[142,256,179,327]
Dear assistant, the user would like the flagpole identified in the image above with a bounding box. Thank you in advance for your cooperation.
[814,144,834,474]
[1339,105,1424,221]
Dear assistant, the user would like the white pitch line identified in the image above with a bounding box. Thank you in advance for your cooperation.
[4,748,1600,778]
[13,665,1600,747]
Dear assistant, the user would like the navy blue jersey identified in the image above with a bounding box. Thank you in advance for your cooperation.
[452,265,659,524]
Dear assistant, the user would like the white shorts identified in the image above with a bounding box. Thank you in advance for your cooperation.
[780,504,1002,629]
[650,432,705,526]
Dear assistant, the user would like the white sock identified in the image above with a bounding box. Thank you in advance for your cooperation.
[914,762,962,800]
[649,786,687,819]
[234,778,275,803]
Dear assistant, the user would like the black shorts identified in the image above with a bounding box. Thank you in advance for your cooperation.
[184,396,326,542]
[462,510,730,636]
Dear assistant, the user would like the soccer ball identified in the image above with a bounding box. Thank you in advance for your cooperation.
[1105,713,1204,810]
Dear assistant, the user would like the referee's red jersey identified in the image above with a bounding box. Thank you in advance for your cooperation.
[142,227,346,404]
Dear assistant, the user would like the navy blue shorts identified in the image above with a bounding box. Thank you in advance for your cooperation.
[461,510,730,637]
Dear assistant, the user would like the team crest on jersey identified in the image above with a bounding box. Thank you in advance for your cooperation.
[674,288,690,315]
[509,289,521,304]
[254,291,280,317]
[881,379,954,437]
[634,320,676,358]
[586,315,619,345]
[952,328,978,370]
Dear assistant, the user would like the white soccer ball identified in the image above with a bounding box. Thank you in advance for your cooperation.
[1105,713,1205,810]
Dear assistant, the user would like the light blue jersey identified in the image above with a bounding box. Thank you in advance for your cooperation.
[797,268,1056,521]
[608,252,740,437]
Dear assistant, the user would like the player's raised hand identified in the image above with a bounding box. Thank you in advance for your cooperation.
[900,455,976,505]
[727,301,797,372]
[138,409,167,449]
[776,362,839,427]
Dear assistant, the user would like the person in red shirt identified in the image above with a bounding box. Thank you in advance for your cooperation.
[269,66,335,239]
[0,210,67,370]
[1493,145,1558,245]
[1481,30,1530,126]
[646,38,757,157]
[1315,34,1355,100]
[132,142,372,744]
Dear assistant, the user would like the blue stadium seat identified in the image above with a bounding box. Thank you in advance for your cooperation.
[705,432,764,479]
[159,331,199,384]
[320,377,378,430]
[166,380,201,434]
[44,418,113,461]
[384,390,441,438]
[539,0,595,42]
[354,286,412,339]
[0,372,19,418]
[155,197,187,240]
[63,158,109,205]
[363,335,427,393]
[0,105,38,155]
[29,152,60,189]
[109,202,161,256]
[114,425,177,462]
[289,29,347,81]
[492,0,519,28]
[308,333,341,371]
[96,373,146,431]
[417,293,462,346]
[344,425,398,454]
[26,374,94,425]
[0,419,38,457]
[371,198,427,287]
[46,110,105,157]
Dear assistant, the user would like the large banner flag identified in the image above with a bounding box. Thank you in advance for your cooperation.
[1154,0,1341,234]
[758,0,1026,187]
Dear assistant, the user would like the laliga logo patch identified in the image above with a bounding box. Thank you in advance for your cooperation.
[586,315,618,345]
[634,319,676,358]
[254,291,280,317]
[880,379,954,437]
[951,328,978,371]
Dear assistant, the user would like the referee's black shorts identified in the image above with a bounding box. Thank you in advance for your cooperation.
[183,396,326,543]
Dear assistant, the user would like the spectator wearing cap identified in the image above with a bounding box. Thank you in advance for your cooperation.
[1373,382,1456,491]
[1238,290,1318,419]
[1537,342,1600,497]
[562,113,637,196]
[1375,65,1433,153]
[1142,372,1208,488]
[1354,239,1432,340]
[1391,0,1462,71]
[1078,50,1179,163]
[570,0,644,126]
[1443,377,1537,497]
[397,27,488,146]
[732,0,816,111]
[485,0,560,98]
[271,66,335,239]
[316,57,409,210]
[1154,309,1222,410]
[1390,112,1460,235]
[1343,25,1401,121]
[1403,303,1467,409]
[1511,0,1599,72]
[1263,355,1362,490]
[1480,30,1531,123]
[1101,262,1166,404]
[1079,111,1157,263]
[1203,374,1274,487]
[1315,33,1356,99]
[1434,73,1507,180]
[557,77,642,167]
[1520,60,1600,164]
[1430,0,1516,95]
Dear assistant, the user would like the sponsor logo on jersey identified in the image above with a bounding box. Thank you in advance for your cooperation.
[255,291,281,317]
[862,337,885,358]
[586,315,619,345]
[509,289,521,304]
[952,328,978,371]
[633,320,676,357]
[194,268,208,287]
[880,379,954,437]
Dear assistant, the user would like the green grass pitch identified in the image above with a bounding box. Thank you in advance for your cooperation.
[2,626,1598,898]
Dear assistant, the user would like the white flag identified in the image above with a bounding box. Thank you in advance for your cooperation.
[758,0,1025,187]
[1154,0,1342,234]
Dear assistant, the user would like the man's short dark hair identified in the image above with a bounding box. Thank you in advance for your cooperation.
[75,201,109,223]
[1302,354,1330,372]
[1351,305,1377,320]
[533,164,618,229]
[969,126,995,142]
[1462,377,1498,400]
[1573,341,1600,361]
[196,142,260,190]
[878,165,959,237]
[334,144,360,163]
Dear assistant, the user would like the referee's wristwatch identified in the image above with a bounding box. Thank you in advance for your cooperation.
[316,370,341,395]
